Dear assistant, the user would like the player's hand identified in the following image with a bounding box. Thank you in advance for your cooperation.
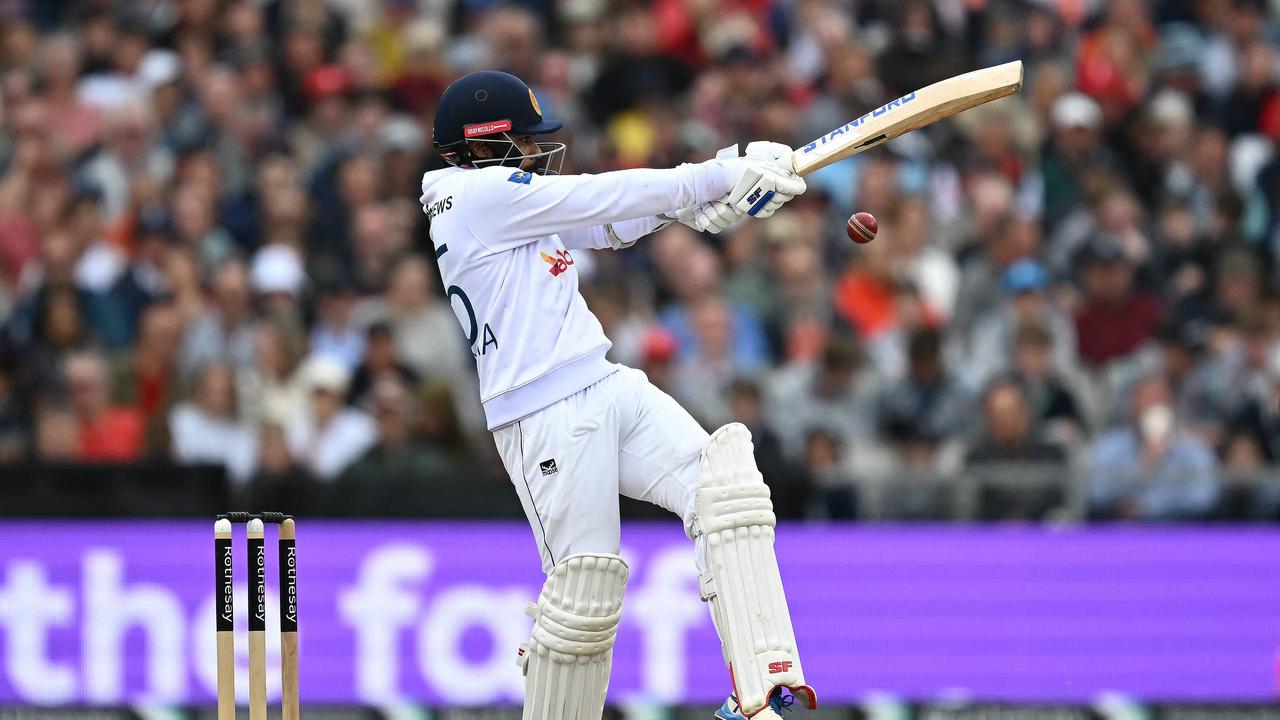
[721,144,806,219]
[743,141,793,165]
[673,199,741,234]
[670,145,746,234]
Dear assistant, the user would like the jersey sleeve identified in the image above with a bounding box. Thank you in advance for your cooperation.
[461,162,732,251]
[557,216,673,250]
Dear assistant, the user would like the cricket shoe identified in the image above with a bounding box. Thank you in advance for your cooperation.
[714,687,795,720]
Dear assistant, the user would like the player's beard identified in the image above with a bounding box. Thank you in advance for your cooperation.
[470,135,566,175]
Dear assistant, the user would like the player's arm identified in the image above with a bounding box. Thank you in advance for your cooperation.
[557,144,797,248]
[670,142,797,235]
[556,216,675,251]
[463,153,803,250]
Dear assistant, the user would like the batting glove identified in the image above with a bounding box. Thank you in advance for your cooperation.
[671,145,747,234]
[725,141,805,219]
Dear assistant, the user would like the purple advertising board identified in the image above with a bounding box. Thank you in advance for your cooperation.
[0,522,1275,707]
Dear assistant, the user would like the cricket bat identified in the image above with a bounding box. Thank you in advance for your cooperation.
[791,61,1024,176]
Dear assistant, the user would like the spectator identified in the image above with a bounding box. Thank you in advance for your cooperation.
[968,380,1066,464]
[347,378,451,478]
[800,429,856,520]
[1041,92,1110,233]
[878,329,971,447]
[111,301,182,451]
[1074,236,1164,368]
[638,328,679,396]
[1010,322,1087,444]
[0,349,24,461]
[285,355,376,481]
[179,258,257,377]
[1088,375,1220,520]
[416,380,483,467]
[658,235,769,378]
[34,406,79,461]
[1147,319,1226,444]
[585,3,691,127]
[1152,199,1211,311]
[169,362,256,483]
[66,183,125,297]
[7,229,124,356]
[107,210,175,342]
[254,422,297,485]
[249,242,307,329]
[1223,343,1280,471]
[20,283,94,397]
[390,20,448,115]
[173,182,237,274]
[164,248,206,326]
[353,254,476,425]
[39,33,104,160]
[876,1,967,97]
[64,349,144,462]
[744,215,832,363]
[835,231,915,376]
[249,318,308,429]
[309,279,365,370]
[672,295,741,425]
[767,334,878,461]
[348,321,419,410]
[966,258,1078,390]
[883,197,960,324]
[967,379,1069,521]
[950,174,1026,335]
[727,378,803,518]
[79,102,173,225]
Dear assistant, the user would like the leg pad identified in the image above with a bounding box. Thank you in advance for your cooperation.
[518,553,629,720]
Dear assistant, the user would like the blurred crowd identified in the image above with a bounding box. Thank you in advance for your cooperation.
[2,0,1280,521]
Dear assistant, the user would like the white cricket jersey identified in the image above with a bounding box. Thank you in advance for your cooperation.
[419,162,734,429]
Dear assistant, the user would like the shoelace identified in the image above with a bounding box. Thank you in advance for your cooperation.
[729,689,796,716]
[769,689,796,713]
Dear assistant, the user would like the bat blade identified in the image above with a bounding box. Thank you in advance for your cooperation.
[790,61,1023,176]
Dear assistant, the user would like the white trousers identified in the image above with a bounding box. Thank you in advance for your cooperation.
[493,366,710,573]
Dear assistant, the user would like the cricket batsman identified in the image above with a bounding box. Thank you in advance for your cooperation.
[420,70,817,719]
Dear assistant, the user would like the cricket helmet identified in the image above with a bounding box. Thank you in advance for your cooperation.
[432,71,564,172]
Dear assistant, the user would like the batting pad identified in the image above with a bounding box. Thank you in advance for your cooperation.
[697,423,816,717]
[517,553,629,720]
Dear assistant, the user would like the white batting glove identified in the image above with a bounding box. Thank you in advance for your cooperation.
[672,198,741,234]
[743,140,793,164]
[723,141,805,219]
[671,145,747,234]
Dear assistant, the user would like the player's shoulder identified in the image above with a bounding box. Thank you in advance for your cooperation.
[422,165,541,198]
[420,166,466,197]
[466,165,542,189]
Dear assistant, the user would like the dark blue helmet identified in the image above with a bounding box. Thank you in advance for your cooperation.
[432,71,563,170]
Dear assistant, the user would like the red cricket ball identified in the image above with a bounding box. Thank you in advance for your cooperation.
[847,212,878,244]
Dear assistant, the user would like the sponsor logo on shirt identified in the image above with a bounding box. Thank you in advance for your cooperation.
[540,249,574,277]
[508,170,532,185]
[539,459,558,476]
